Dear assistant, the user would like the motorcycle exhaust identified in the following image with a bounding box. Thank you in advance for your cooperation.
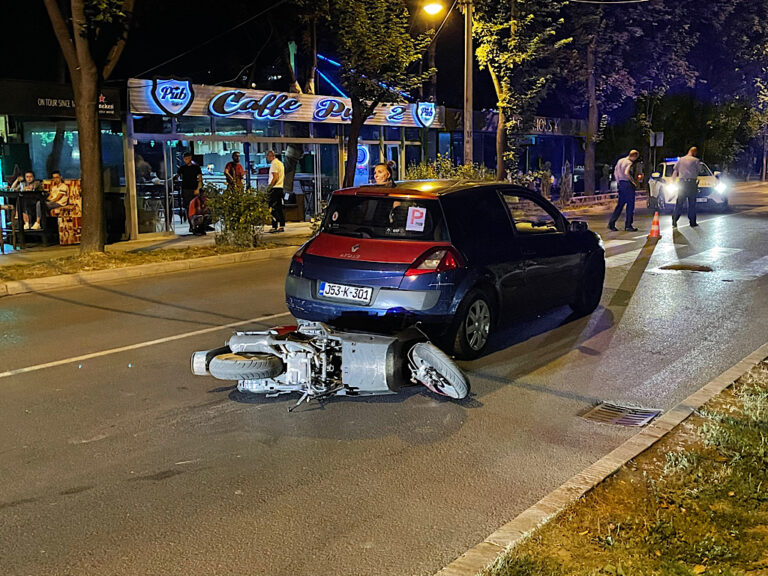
[190,346,230,376]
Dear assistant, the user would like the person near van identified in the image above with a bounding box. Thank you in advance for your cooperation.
[672,147,701,228]
[266,150,285,233]
[608,149,640,232]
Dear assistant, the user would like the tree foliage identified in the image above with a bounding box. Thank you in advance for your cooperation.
[474,0,569,179]
[328,0,432,187]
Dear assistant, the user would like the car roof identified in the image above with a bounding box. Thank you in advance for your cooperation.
[333,179,517,198]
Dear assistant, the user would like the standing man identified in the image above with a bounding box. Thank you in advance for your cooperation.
[266,150,285,233]
[672,147,701,228]
[608,149,640,232]
[224,151,245,191]
[177,152,202,232]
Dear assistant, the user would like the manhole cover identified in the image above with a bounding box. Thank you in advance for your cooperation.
[583,402,662,427]
[659,264,713,272]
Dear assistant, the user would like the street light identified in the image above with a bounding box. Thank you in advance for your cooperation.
[423,2,444,15]
[423,0,473,165]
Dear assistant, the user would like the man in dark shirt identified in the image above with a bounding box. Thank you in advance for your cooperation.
[177,152,202,232]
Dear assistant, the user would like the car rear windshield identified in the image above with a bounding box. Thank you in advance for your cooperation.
[322,195,449,241]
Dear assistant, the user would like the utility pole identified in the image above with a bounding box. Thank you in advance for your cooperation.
[460,0,473,165]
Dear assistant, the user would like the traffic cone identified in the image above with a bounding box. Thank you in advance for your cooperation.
[648,211,662,239]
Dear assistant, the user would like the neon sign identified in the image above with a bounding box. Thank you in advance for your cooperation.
[313,98,354,122]
[151,78,194,116]
[386,105,407,123]
[414,102,436,128]
[208,90,302,120]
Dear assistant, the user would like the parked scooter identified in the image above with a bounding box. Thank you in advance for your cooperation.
[191,321,469,410]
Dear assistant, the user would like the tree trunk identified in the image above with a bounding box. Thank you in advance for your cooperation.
[585,36,598,198]
[75,72,105,253]
[489,68,506,181]
[343,105,367,188]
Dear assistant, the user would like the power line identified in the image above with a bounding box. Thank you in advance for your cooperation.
[136,0,287,78]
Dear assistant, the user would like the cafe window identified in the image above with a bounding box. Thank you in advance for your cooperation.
[213,117,248,135]
[384,126,400,141]
[175,115,212,135]
[133,115,172,134]
[405,127,421,142]
[284,121,310,138]
[251,118,282,137]
[359,124,379,141]
[313,122,337,138]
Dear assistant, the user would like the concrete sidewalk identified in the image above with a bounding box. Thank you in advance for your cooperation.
[0,221,313,268]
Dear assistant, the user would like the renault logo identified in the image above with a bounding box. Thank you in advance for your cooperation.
[351,244,360,253]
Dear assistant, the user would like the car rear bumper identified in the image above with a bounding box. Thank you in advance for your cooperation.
[285,274,451,326]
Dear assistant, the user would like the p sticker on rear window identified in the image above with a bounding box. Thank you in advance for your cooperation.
[406,206,427,232]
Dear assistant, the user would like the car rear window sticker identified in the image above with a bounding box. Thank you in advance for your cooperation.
[406,206,427,232]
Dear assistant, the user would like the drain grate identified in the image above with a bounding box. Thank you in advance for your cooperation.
[659,263,713,272]
[583,402,662,427]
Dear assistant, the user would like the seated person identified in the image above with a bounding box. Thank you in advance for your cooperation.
[46,171,69,217]
[10,170,45,230]
[188,189,212,235]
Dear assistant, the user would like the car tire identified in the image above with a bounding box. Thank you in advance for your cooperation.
[449,288,494,360]
[656,189,668,213]
[208,352,284,381]
[569,253,605,316]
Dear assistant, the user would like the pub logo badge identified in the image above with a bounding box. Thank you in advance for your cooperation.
[151,78,194,116]
[414,102,436,128]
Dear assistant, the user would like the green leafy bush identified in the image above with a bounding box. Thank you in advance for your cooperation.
[404,154,497,181]
[206,184,271,248]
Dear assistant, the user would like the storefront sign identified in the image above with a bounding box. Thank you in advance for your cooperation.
[0,80,121,120]
[129,78,444,129]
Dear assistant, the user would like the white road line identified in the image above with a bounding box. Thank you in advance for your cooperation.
[605,242,688,269]
[0,311,292,380]
[603,239,636,248]
[674,247,742,265]
[720,255,768,281]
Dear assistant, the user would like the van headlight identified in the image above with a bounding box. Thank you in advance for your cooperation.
[666,183,680,194]
[715,182,727,194]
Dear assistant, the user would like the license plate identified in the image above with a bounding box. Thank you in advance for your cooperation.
[696,198,708,203]
[318,281,373,304]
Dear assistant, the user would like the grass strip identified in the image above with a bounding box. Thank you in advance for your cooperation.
[0,244,290,282]
[484,360,768,576]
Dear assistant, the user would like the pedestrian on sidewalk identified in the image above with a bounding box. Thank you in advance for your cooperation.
[608,149,640,232]
[177,152,202,231]
[672,147,701,228]
[266,150,285,233]
[224,151,245,191]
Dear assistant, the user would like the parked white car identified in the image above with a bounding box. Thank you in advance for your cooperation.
[648,159,729,212]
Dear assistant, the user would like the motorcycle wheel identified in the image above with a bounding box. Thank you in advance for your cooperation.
[208,352,284,381]
[411,342,470,399]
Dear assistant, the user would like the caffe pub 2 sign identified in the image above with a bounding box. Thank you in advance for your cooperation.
[130,78,440,129]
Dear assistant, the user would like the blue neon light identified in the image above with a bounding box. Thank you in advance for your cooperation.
[317,54,342,68]
[665,157,680,162]
[315,68,348,98]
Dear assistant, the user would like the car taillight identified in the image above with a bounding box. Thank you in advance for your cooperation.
[405,246,464,276]
[292,242,310,264]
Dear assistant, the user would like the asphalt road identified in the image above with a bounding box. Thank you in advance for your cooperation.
[2,184,768,576]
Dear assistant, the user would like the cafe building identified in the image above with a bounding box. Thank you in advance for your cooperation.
[0,79,126,244]
[125,78,445,238]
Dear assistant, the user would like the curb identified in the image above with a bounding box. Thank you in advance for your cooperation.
[435,340,768,576]
[0,245,299,298]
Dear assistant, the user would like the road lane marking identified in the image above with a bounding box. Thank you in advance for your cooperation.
[605,243,688,269]
[673,247,741,265]
[0,311,292,380]
[718,255,768,281]
[603,239,635,248]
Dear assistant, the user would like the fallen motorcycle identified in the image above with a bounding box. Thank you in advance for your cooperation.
[191,321,469,410]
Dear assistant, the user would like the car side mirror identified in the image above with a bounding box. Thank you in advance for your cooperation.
[570,220,588,232]
[651,172,661,179]
[714,171,721,178]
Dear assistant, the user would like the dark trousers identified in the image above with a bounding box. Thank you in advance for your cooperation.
[181,189,196,224]
[673,179,698,225]
[609,180,636,229]
[269,187,285,229]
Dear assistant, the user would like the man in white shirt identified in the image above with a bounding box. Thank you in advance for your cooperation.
[671,147,701,228]
[266,150,286,233]
[608,149,640,232]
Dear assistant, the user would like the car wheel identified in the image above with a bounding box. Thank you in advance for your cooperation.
[656,189,668,213]
[449,288,494,360]
[569,253,605,316]
[208,352,284,381]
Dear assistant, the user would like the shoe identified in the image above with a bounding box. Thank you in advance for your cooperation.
[23,222,30,230]
[672,219,678,228]
[268,228,279,234]
[31,222,42,230]
[204,225,215,232]
[625,226,639,232]
[277,226,285,233]
[690,222,699,228]
[608,224,618,231]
